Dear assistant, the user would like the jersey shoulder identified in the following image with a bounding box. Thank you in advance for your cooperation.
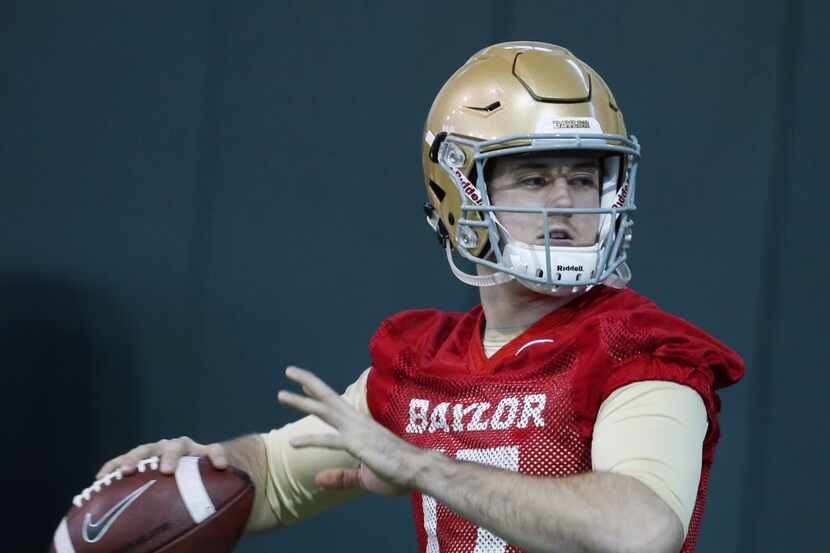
[570,287,745,458]
[369,307,477,372]
[591,287,744,390]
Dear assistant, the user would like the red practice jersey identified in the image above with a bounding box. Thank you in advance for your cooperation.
[366,285,744,553]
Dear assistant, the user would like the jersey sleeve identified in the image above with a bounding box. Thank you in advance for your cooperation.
[258,367,371,526]
[367,308,470,421]
[573,308,744,463]
[591,380,708,540]
[368,308,461,370]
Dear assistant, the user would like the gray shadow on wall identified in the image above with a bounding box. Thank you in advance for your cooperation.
[0,276,141,551]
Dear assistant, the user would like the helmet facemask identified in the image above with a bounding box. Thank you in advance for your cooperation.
[435,130,639,296]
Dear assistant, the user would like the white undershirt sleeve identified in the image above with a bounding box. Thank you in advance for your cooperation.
[591,380,709,540]
[259,367,372,526]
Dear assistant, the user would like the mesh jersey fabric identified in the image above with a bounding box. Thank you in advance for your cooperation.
[257,372,705,536]
[485,324,709,539]
[366,285,744,553]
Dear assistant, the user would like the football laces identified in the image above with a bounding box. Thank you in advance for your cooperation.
[73,456,160,507]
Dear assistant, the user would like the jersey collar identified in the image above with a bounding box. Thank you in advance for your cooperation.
[467,286,613,374]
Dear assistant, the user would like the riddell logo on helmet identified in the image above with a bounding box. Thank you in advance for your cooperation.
[551,120,590,129]
[612,182,630,208]
[557,265,583,272]
[453,168,484,205]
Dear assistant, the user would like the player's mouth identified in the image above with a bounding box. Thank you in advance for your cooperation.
[537,227,574,246]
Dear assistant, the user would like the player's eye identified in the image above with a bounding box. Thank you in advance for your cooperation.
[570,174,597,187]
[518,176,547,188]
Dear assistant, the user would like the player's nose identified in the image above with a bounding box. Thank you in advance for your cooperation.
[547,176,574,209]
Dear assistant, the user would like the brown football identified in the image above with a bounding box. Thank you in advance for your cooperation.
[49,456,254,553]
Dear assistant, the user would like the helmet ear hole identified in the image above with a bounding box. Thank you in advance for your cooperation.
[428,180,446,201]
[428,132,448,163]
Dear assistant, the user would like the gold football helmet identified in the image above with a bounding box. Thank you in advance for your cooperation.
[421,41,640,295]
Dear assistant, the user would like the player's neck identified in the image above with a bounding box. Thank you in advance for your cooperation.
[477,275,573,331]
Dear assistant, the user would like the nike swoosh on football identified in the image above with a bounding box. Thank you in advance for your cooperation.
[82,479,157,543]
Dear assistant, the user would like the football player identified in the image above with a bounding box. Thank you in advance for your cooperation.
[95,42,744,553]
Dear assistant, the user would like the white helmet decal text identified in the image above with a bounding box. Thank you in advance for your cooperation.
[612,181,630,208]
[535,117,603,134]
[452,167,484,206]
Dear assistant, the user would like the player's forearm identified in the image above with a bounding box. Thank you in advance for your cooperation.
[221,433,279,533]
[414,450,682,553]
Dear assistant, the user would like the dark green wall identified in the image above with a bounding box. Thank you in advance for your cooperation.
[2,1,827,551]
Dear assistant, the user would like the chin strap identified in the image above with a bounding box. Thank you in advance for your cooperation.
[445,242,514,287]
[603,261,632,289]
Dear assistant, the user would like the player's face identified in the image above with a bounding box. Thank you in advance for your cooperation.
[486,153,601,247]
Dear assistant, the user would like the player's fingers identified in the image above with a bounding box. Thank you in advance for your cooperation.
[121,443,156,470]
[202,443,228,469]
[114,454,140,476]
[315,468,361,490]
[277,390,331,421]
[97,445,151,478]
[285,366,341,403]
[288,433,345,450]
[286,366,354,418]
[96,456,127,479]
[159,437,190,474]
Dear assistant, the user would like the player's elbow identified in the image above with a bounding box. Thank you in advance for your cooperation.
[243,502,285,534]
[621,509,683,553]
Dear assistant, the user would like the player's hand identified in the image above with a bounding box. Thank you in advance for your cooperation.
[277,365,428,496]
[95,436,228,479]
